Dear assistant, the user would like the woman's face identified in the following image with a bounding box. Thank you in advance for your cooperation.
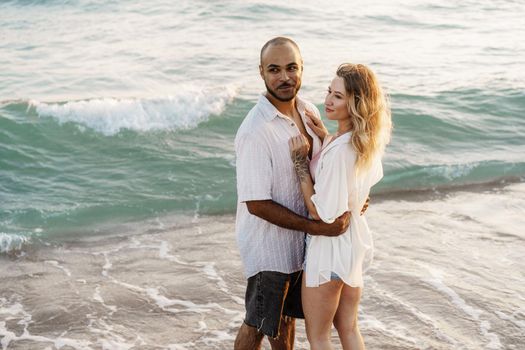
[324,76,350,121]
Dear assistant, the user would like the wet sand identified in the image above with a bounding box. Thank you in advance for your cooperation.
[1,182,525,349]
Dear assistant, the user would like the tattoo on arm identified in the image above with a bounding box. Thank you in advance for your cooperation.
[292,151,310,182]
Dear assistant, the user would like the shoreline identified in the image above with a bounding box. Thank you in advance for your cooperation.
[1,182,524,349]
[1,177,523,257]
[372,175,524,203]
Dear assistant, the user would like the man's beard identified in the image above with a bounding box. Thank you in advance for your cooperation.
[265,81,301,102]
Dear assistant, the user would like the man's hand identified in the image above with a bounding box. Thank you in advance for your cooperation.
[309,211,350,237]
[360,196,370,216]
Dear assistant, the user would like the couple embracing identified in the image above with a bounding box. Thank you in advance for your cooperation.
[234,37,392,350]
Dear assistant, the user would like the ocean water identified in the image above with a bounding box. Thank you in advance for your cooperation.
[1,0,524,349]
[1,0,524,247]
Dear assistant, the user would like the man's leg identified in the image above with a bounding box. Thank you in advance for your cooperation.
[268,316,296,350]
[237,271,299,349]
[234,322,264,350]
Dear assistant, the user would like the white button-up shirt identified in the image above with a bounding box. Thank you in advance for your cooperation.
[235,94,322,278]
[306,132,383,287]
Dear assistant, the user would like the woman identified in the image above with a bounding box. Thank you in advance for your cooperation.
[289,63,392,349]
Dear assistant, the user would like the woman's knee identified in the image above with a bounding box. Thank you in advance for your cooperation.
[306,330,331,341]
[333,316,358,335]
[306,334,332,350]
[306,322,332,344]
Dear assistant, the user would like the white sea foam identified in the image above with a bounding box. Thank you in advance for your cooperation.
[427,163,477,181]
[31,85,238,136]
[202,262,230,294]
[0,297,94,349]
[0,233,30,253]
[158,240,189,265]
[99,339,134,350]
[93,285,117,313]
[146,287,237,315]
[201,261,244,305]
[44,260,72,277]
[359,314,420,348]
[495,309,525,329]
[365,278,458,347]
[0,298,26,316]
[196,320,207,332]
[168,342,196,350]
[102,252,112,277]
[423,267,502,349]
[201,329,236,346]
[93,287,104,303]
[88,318,135,350]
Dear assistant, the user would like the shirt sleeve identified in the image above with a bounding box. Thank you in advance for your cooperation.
[235,133,272,202]
[310,147,354,223]
[301,101,322,156]
[370,157,384,187]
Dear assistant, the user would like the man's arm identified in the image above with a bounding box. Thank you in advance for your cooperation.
[245,200,349,237]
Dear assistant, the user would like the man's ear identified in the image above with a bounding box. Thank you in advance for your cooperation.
[259,65,264,79]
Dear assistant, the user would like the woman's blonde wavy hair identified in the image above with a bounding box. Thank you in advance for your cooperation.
[336,63,392,171]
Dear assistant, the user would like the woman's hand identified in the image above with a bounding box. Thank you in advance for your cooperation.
[289,134,310,181]
[305,109,328,141]
[289,134,309,159]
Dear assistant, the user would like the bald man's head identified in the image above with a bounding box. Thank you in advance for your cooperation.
[260,37,302,65]
[259,37,303,102]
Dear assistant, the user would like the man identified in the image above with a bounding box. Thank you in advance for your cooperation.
[234,37,350,350]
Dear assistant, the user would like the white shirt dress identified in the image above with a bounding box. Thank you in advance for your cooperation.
[305,132,383,287]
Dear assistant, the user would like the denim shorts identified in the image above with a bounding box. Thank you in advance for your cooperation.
[243,270,304,338]
[304,234,341,281]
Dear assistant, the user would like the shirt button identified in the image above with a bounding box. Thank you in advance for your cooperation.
[291,123,295,126]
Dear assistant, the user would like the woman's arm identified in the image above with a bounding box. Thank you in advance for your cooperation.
[289,134,321,220]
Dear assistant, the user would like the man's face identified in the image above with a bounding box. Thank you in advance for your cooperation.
[259,43,303,102]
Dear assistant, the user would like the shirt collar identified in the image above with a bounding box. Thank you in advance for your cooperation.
[321,131,352,155]
[258,94,307,122]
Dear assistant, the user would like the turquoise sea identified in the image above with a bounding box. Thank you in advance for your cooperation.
[1,0,524,250]
[1,1,524,349]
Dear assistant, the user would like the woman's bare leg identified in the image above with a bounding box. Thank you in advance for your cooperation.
[332,285,365,350]
[302,275,344,350]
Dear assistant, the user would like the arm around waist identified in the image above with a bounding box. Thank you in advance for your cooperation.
[245,200,350,237]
